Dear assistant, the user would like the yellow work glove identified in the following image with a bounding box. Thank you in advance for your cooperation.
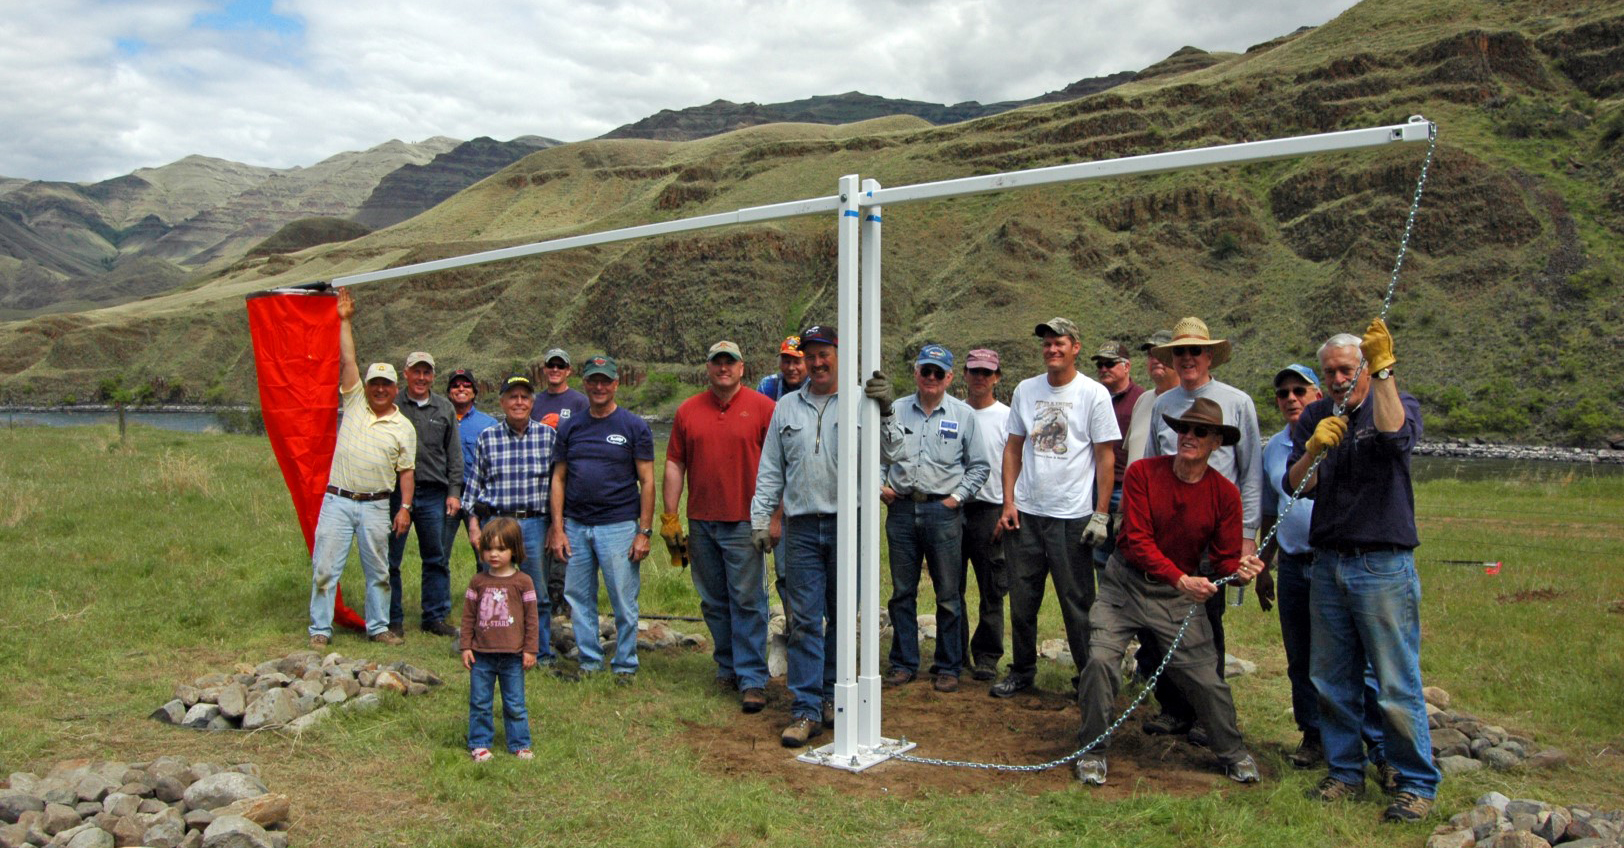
[659,512,688,567]
[1305,416,1348,459]
[1361,317,1396,374]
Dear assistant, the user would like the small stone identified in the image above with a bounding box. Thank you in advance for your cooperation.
[294,693,319,716]
[184,810,215,829]
[42,802,82,835]
[357,670,378,688]
[173,684,203,707]
[1454,720,1484,739]
[398,664,442,686]
[150,700,187,725]
[1482,747,1523,771]
[197,687,222,705]
[1523,749,1567,770]
[5,775,39,795]
[405,682,430,697]
[0,822,27,848]
[206,716,236,732]
[284,706,330,735]
[289,680,324,700]
[216,686,248,720]
[268,833,288,848]
[181,773,267,813]
[1431,728,1472,758]
[111,813,147,846]
[40,782,79,806]
[1535,809,1571,844]
[345,693,381,712]
[320,686,349,705]
[193,673,229,689]
[146,757,190,781]
[182,704,222,729]
[0,792,44,823]
[1422,686,1451,708]
[240,689,300,731]
[372,671,408,694]
[137,798,167,814]
[64,824,116,848]
[116,781,152,800]
[98,794,136,821]
[153,777,187,804]
[91,811,118,832]
[215,794,288,828]
[1510,812,1539,832]
[1425,829,1475,848]
[1470,737,1494,757]
[1489,832,1551,848]
[138,807,186,848]
[202,814,273,848]
[181,828,205,848]
[74,802,103,818]
[1481,725,1509,746]
[1437,755,1484,776]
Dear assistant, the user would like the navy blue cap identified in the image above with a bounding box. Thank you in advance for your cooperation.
[915,344,953,371]
[800,325,837,347]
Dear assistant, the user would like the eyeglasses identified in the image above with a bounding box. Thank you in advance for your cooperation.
[1167,421,1214,438]
[966,368,997,377]
[1093,360,1125,369]
[1275,385,1313,399]
[1170,346,1206,358]
[544,362,569,370]
[918,366,946,380]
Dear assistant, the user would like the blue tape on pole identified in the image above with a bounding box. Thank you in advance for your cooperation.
[865,214,882,223]
[842,209,860,218]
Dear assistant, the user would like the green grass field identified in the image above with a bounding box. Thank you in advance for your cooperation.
[1,424,1620,847]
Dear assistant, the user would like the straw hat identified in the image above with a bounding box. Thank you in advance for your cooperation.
[1161,397,1241,446]
[1150,317,1231,367]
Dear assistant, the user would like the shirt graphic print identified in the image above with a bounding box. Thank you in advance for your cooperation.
[476,587,515,630]
[1032,401,1072,456]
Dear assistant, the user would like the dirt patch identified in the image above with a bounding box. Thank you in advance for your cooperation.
[1496,588,1564,604]
[675,676,1271,798]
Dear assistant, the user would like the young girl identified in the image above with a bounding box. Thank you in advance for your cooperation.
[459,517,539,761]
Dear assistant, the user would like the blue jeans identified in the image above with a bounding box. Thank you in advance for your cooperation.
[309,493,391,637]
[387,484,452,628]
[1310,548,1440,797]
[564,519,640,673]
[783,514,840,720]
[467,651,531,752]
[443,509,480,573]
[885,499,965,677]
[512,516,554,662]
[1278,550,1385,757]
[689,520,771,690]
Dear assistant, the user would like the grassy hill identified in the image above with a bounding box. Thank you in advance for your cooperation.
[1,0,1620,443]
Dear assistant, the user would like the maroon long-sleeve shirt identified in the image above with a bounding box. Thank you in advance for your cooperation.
[459,571,540,655]
[1119,455,1242,587]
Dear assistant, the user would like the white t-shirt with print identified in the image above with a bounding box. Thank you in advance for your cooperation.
[1006,372,1119,519]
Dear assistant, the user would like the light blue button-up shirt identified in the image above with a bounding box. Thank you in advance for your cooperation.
[1261,426,1314,555]
[880,392,989,503]
[751,388,844,529]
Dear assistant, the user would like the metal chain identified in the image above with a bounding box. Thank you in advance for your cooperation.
[892,118,1439,772]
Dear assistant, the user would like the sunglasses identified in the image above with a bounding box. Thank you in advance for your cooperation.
[966,368,998,377]
[1167,421,1215,438]
[918,366,947,379]
[1170,345,1207,358]
[544,362,569,370]
[1275,385,1313,399]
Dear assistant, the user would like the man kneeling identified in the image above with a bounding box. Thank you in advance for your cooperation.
[1075,398,1264,785]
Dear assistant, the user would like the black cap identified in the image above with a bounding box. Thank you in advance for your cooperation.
[800,325,837,347]
[446,369,477,392]
[500,374,534,394]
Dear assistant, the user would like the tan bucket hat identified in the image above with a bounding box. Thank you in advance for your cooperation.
[1150,316,1231,367]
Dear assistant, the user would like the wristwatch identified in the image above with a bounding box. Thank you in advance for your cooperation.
[638,527,653,537]
[1373,367,1394,380]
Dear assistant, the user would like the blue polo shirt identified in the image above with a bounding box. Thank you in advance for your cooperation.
[1286,392,1423,551]
[557,406,654,525]
[455,406,500,483]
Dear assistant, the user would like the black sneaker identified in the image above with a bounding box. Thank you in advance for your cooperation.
[1141,712,1193,736]
[988,674,1033,698]
[422,620,459,638]
[1186,723,1211,748]
[1382,791,1433,823]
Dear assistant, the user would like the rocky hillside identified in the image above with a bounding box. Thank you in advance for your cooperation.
[352,136,561,230]
[602,77,1138,142]
[1,0,1620,443]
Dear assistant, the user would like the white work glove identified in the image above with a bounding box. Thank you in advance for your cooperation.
[1080,512,1110,547]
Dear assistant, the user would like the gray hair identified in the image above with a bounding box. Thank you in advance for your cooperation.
[1317,333,1365,365]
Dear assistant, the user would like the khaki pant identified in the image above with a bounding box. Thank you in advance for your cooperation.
[1077,555,1246,764]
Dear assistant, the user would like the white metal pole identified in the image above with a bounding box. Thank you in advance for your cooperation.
[831,174,862,759]
[856,178,884,750]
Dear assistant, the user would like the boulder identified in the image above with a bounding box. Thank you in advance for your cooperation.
[1534,808,1571,844]
[1423,686,1452,708]
[140,808,187,848]
[150,700,186,725]
[240,689,299,731]
[320,685,349,705]
[345,693,381,713]
[1431,728,1472,758]
[0,792,44,823]
[215,794,289,828]
[202,814,273,848]
[1523,749,1567,770]
[110,813,147,846]
[42,802,82,834]
[284,706,330,735]
[39,780,79,806]
[146,757,190,781]
[137,798,167,814]
[101,794,140,819]
[182,704,222,729]
[63,824,116,848]
[289,680,324,700]
[173,684,203,707]
[372,671,409,694]
[5,775,39,795]
[153,776,187,803]
[181,773,267,813]
[183,810,215,830]
[74,802,103,818]
[207,716,236,732]
[1482,747,1523,771]
[1485,832,1551,848]
[0,822,28,848]
[115,781,152,799]
[216,685,248,720]
[1438,755,1485,775]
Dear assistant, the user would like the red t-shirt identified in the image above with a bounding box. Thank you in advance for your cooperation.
[667,386,775,522]
[1119,455,1242,587]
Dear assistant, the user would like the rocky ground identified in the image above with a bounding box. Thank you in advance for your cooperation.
[1414,441,1624,464]
[0,758,289,848]
[1429,793,1624,848]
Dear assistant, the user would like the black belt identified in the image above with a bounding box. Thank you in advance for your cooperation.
[327,485,390,502]
[1326,544,1405,557]
[495,509,547,519]
[907,491,951,502]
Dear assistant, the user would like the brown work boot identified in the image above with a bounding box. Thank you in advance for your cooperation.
[780,717,823,748]
[1382,791,1433,823]
[1309,775,1365,803]
[368,630,404,646]
[933,674,960,693]
[740,688,767,714]
[309,634,329,650]
[882,668,916,686]
[1289,732,1324,769]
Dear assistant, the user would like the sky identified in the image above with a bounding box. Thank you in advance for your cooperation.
[2,0,1359,184]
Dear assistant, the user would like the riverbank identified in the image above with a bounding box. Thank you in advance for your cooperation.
[1415,440,1624,464]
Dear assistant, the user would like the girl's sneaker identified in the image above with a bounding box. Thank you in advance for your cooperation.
[470,748,493,763]
[514,749,534,761]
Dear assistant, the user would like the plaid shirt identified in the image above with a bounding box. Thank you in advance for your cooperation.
[463,417,556,514]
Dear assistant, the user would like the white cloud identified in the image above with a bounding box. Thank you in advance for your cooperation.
[0,0,1357,182]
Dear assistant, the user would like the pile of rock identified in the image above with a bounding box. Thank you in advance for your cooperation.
[1415,440,1624,464]
[150,651,442,734]
[0,757,291,848]
[549,616,706,658]
[1428,792,1624,848]
[1424,687,1567,775]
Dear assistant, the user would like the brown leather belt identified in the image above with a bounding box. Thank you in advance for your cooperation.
[326,485,390,502]
[495,509,546,519]
[908,491,950,502]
